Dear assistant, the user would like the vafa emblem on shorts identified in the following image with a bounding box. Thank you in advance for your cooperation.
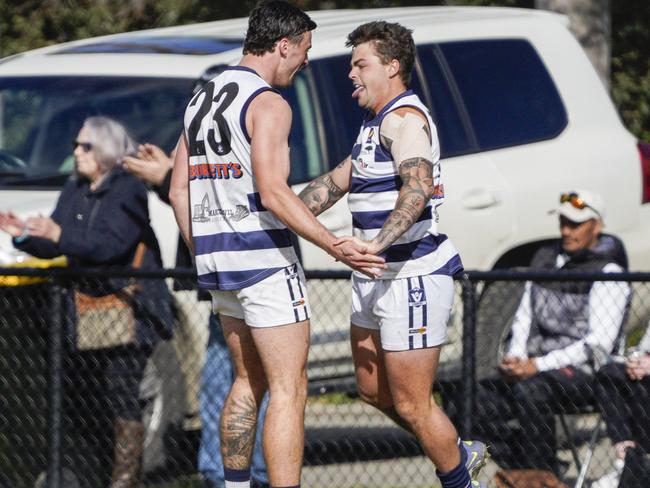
[408,287,426,307]
[284,264,298,280]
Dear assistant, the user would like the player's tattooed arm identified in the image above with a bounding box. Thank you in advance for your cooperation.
[370,109,435,253]
[298,156,351,216]
[299,174,345,216]
[372,156,434,252]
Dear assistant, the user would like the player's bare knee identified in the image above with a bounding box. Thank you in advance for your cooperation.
[393,398,420,425]
[268,375,307,406]
[270,387,307,412]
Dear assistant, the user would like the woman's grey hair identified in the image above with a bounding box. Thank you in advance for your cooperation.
[81,116,137,173]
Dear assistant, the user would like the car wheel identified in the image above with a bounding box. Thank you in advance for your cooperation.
[140,341,186,473]
[474,280,527,380]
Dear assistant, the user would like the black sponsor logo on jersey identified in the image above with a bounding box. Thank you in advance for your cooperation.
[192,194,249,223]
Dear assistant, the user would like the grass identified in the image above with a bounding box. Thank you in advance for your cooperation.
[309,391,357,405]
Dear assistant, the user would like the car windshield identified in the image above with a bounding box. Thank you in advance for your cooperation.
[0,76,195,186]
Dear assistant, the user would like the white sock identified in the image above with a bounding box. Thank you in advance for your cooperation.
[225,480,250,488]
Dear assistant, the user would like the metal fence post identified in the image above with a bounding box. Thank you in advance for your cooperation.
[46,281,64,488]
[460,274,477,439]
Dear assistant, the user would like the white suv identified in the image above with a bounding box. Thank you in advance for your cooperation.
[0,6,648,272]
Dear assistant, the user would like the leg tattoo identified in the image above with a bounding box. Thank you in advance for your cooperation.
[221,394,258,469]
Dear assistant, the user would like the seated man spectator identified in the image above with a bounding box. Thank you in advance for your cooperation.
[593,324,650,487]
[474,189,631,485]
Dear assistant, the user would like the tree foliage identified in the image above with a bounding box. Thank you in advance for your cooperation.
[0,0,647,140]
[611,2,650,141]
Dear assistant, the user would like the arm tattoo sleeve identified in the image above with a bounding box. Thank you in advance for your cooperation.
[373,157,434,252]
[298,173,345,216]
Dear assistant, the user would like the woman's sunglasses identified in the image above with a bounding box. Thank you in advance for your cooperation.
[73,140,93,152]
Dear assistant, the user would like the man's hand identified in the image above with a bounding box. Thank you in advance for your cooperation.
[332,235,385,278]
[0,211,27,237]
[26,215,61,243]
[499,356,538,382]
[123,143,173,186]
[626,354,650,380]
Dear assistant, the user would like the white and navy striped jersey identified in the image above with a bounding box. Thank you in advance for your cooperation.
[184,66,298,290]
[348,90,463,280]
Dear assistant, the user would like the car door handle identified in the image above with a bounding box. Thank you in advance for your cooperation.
[461,189,501,209]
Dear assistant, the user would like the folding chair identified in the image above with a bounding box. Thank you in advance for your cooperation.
[557,406,603,488]
[557,300,632,488]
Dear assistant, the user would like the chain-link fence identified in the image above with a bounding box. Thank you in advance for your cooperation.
[1,267,650,488]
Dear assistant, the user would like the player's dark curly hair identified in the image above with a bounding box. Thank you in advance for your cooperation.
[243,1,317,55]
[345,21,415,86]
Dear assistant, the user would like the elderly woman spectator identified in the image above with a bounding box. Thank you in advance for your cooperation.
[0,115,172,488]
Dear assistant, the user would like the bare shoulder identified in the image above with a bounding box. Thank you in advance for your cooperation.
[247,90,291,138]
[389,106,426,122]
[380,106,430,150]
[250,90,291,119]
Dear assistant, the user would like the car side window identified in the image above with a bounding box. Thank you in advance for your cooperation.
[309,55,366,167]
[311,52,475,163]
[0,76,193,184]
[415,46,475,158]
[277,72,326,185]
[438,39,568,151]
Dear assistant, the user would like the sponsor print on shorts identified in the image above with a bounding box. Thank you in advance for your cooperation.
[407,276,428,350]
[284,264,308,322]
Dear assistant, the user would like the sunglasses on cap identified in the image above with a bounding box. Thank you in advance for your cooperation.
[73,140,93,152]
[560,192,601,217]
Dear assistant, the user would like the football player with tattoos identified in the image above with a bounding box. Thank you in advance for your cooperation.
[171,3,385,487]
[299,21,487,488]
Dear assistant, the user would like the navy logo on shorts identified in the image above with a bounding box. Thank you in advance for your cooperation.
[408,287,426,307]
[284,264,298,280]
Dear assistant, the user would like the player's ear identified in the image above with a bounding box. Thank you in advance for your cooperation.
[388,59,400,79]
[277,37,290,58]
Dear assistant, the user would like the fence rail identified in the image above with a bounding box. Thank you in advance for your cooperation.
[1,266,649,487]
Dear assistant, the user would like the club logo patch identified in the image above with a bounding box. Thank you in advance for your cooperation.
[408,287,426,307]
[284,264,298,280]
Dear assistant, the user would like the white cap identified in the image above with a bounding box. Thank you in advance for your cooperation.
[556,189,605,223]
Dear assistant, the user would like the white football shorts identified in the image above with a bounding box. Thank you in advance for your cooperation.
[351,273,454,351]
[209,263,311,328]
